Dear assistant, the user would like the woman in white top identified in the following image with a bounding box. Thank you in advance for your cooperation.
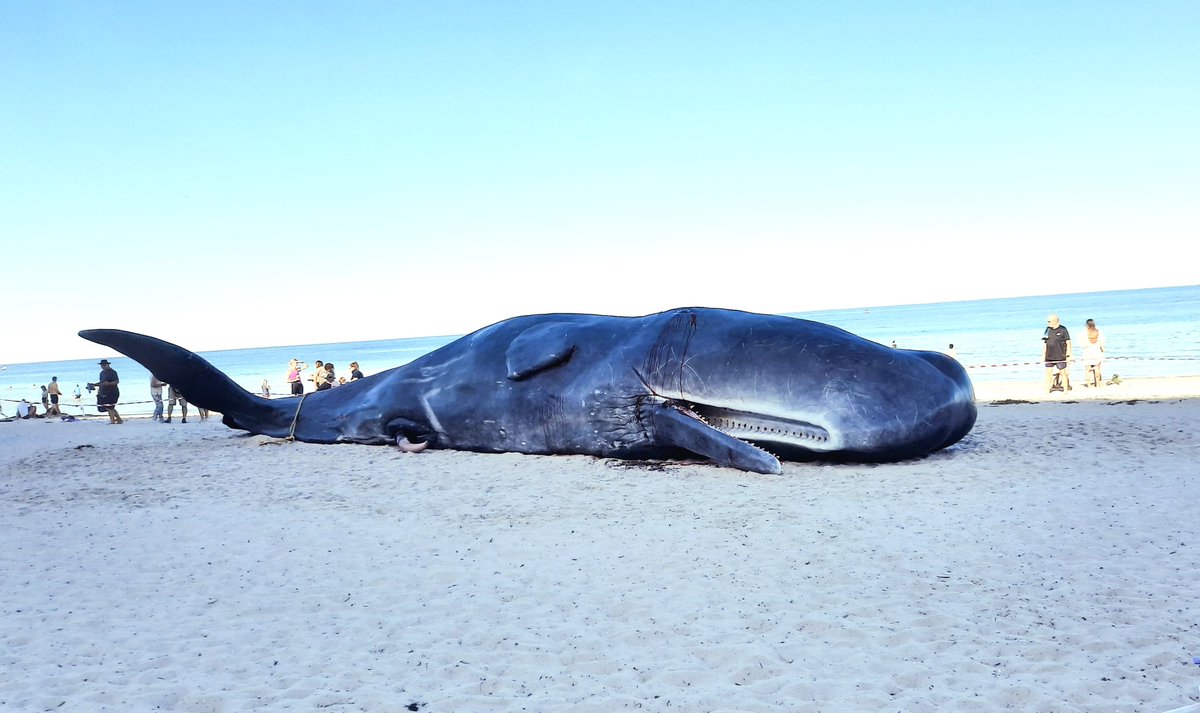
[1082,318,1106,387]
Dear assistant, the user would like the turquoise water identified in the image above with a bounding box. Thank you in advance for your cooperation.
[792,284,1200,381]
[3,285,1197,417]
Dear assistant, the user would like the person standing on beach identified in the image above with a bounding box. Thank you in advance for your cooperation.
[92,359,123,424]
[1082,318,1106,387]
[316,363,335,391]
[150,375,166,421]
[309,360,324,392]
[261,379,271,398]
[1042,314,1072,393]
[165,384,188,423]
[286,358,306,396]
[46,376,62,416]
[349,361,364,381]
[40,384,50,412]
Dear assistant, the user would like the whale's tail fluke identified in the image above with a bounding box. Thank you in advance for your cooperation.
[78,329,288,434]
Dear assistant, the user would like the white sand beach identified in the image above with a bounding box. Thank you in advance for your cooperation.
[3,387,1199,712]
[972,375,1200,404]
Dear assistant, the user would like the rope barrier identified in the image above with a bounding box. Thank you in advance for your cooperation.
[0,393,301,407]
[963,355,1200,370]
[0,393,300,424]
[0,393,293,406]
[0,398,96,411]
[5,353,1199,409]
[0,397,160,406]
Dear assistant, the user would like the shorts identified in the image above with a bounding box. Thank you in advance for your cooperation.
[50,394,59,404]
[97,389,119,411]
[1044,361,1067,370]
[290,380,304,395]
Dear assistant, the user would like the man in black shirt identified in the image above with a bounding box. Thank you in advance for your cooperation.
[1043,314,1072,393]
[92,359,124,424]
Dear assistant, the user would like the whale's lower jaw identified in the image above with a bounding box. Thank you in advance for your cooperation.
[689,405,835,453]
[688,403,962,463]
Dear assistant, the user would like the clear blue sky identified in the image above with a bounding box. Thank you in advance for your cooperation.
[3,2,1197,364]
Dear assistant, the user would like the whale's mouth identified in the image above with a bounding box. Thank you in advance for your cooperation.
[685,404,832,451]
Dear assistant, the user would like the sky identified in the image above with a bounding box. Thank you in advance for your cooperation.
[3,2,1197,365]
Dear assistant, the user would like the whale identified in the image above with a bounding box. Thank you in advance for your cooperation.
[78,307,976,474]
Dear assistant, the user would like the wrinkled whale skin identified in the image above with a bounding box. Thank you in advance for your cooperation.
[79,308,976,474]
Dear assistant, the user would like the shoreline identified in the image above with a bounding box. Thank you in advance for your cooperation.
[971,374,1200,403]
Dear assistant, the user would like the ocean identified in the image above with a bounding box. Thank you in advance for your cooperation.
[3,285,1197,418]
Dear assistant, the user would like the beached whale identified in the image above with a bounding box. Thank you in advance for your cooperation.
[79,308,976,474]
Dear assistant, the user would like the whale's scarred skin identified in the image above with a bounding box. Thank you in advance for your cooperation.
[79,308,977,473]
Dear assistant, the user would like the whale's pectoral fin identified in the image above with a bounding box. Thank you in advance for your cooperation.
[650,405,782,475]
[506,322,578,380]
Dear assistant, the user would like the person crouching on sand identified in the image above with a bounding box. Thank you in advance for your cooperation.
[16,399,40,419]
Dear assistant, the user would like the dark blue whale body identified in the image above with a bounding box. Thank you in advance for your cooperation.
[79,308,976,474]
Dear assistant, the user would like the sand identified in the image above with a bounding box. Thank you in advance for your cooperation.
[972,375,1200,404]
[2,384,1199,712]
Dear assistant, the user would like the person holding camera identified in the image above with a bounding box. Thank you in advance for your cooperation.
[90,359,123,424]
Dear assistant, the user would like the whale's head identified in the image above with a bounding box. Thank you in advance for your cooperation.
[637,309,977,470]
